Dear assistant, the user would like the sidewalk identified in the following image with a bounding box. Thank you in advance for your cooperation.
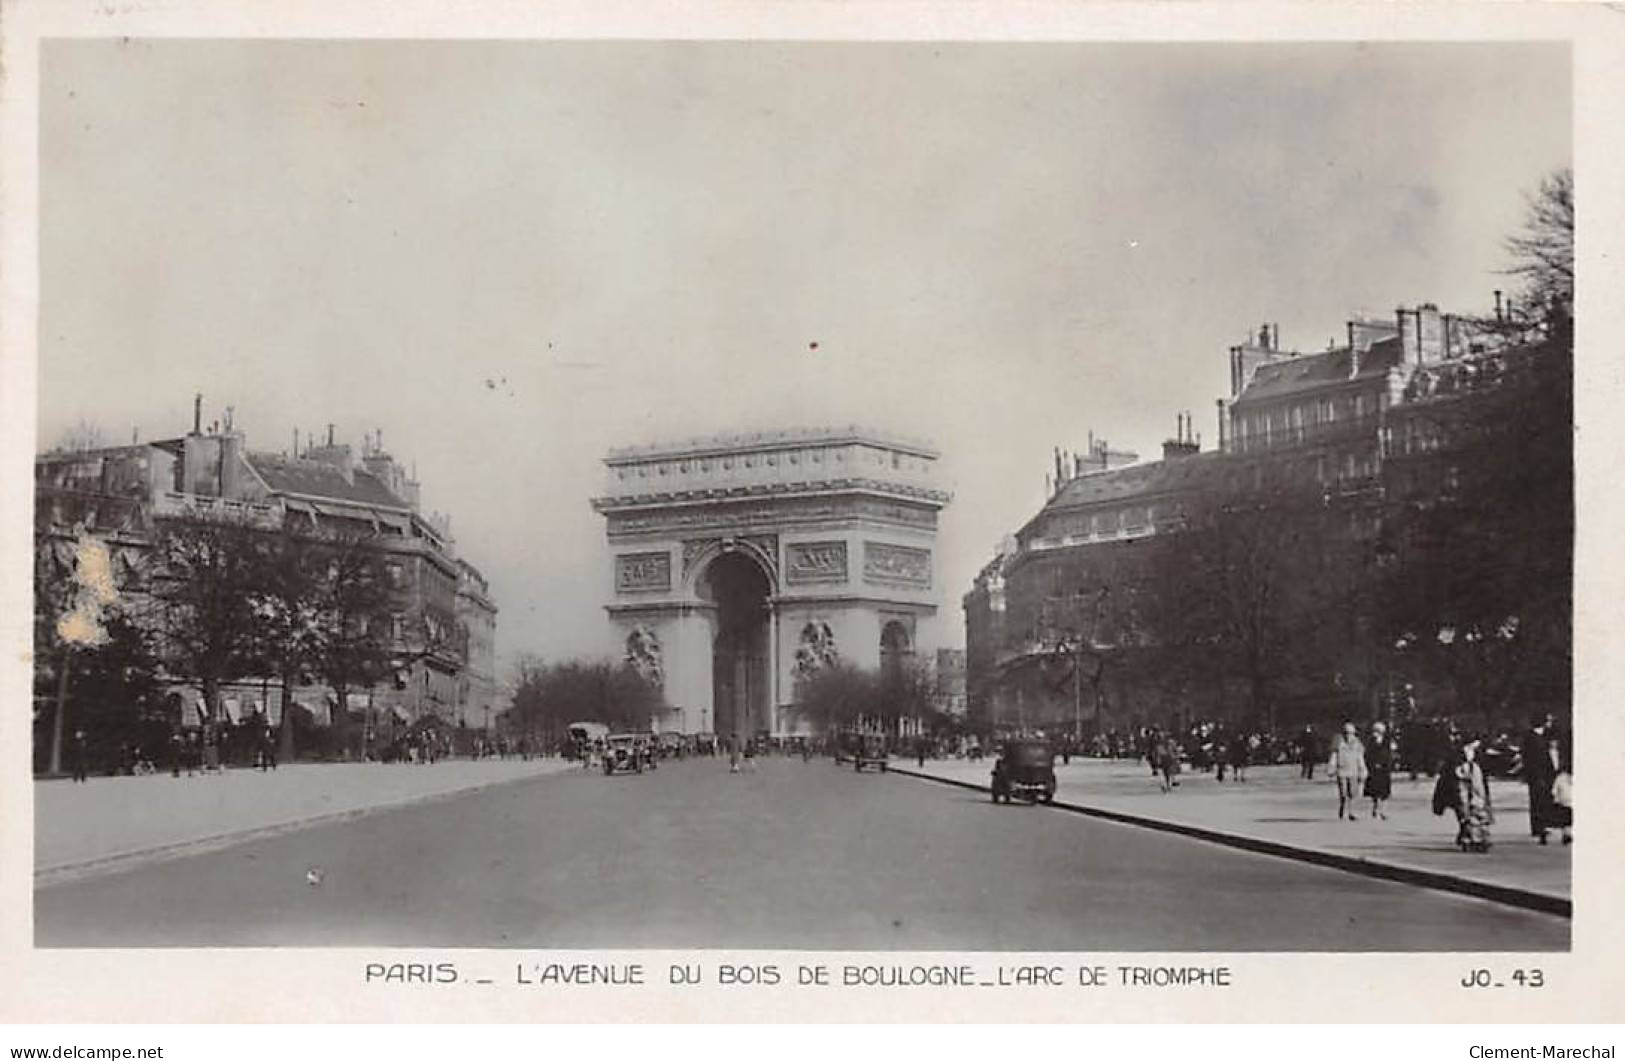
[895,757,1571,915]
[36,757,577,885]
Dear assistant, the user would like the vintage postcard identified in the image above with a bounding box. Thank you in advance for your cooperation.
[1,0,1621,1025]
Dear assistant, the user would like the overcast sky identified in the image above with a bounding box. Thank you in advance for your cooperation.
[38,40,1569,676]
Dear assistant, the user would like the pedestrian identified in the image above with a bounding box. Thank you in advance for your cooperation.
[259,725,277,771]
[69,728,89,783]
[1299,724,1318,780]
[1451,737,1494,852]
[1229,730,1251,783]
[1549,732,1573,846]
[1328,721,1367,820]
[1155,733,1180,793]
[728,732,741,774]
[1518,713,1558,845]
[1364,721,1393,819]
[916,736,928,768]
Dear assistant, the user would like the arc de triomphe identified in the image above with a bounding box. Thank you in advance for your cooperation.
[591,427,952,737]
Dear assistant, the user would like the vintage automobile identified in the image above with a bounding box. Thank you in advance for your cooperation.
[991,738,1057,804]
[601,733,647,775]
[852,733,889,773]
[655,732,684,759]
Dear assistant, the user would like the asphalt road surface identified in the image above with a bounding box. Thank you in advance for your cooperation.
[36,756,1568,950]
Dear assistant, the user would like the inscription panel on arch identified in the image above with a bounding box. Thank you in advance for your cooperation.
[615,551,672,593]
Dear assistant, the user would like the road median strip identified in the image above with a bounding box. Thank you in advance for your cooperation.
[890,765,1571,919]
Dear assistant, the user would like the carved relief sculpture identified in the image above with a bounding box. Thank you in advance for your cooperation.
[786,540,848,584]
[625,625,664,688]
[793,620,840,681]
[862,541,932,587]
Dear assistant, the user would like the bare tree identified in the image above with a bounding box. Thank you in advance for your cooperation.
[51,419,107,454]
[1503,167,1573,323]
[1148,483,1329,733]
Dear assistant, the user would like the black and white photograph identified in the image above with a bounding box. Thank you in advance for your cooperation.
[3,0,1622,1031]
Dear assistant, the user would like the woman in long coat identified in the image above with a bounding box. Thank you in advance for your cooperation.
[1364,720,1394,819]
[1452,738,1494,852]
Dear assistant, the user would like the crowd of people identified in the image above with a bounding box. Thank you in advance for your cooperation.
[1134,713,1575,853]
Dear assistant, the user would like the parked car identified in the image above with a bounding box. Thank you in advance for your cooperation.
[991,738,1057,804]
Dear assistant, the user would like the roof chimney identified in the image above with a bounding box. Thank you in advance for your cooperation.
[193,393,202,435]
[1163,411,1200,461]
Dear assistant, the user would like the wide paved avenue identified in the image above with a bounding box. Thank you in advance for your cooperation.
[36,757,1567,950]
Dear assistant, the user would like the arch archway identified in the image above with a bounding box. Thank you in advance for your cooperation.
[697,551,772,741]
[880,619,914,677]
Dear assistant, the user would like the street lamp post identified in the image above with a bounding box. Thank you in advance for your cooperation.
[1069,636,1083,745]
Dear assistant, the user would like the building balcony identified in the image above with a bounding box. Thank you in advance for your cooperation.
[152,490,282,527]
[1223,415,1382,456]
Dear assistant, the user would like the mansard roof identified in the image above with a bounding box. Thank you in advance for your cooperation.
[244,452,409,510]
[1234,339,1403,404]
[1042,450,1225,512]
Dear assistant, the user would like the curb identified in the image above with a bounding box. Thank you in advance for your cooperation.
[35,766,572,889]
[890,767,1572,919]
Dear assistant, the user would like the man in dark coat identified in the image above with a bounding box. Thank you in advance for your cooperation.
[68,729,89,782]
[1519,713,1558,844]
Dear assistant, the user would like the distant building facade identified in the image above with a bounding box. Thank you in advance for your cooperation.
[34,405,496,737]
[591,427,953,737]
[965,301,1569,736]
[456,559,499,730]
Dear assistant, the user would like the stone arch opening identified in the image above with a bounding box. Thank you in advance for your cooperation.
[698,551,772,741]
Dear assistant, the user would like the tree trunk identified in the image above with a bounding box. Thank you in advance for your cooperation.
[279,669,297,762]
[202,674,221,724]
[49,646,72,776]
[333,682,349,759]
[1252,671,1271,735]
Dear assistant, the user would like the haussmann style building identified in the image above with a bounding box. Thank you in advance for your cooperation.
[33,403,498,746]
